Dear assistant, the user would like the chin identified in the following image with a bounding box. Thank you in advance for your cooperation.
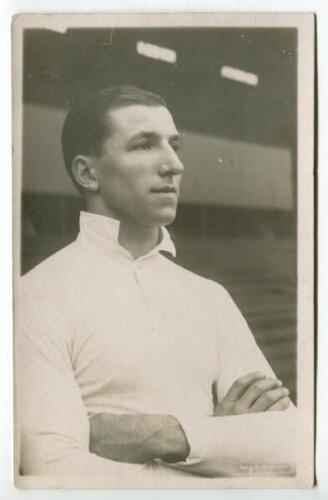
[146,208,177,227]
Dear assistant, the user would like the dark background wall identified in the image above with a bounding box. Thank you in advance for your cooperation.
[21,27,297,400]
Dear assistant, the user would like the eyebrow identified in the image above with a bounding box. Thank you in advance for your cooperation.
[127,130,182,144]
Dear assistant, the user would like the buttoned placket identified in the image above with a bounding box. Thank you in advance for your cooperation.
[129,257,159,334]
[131,260,142,285]
[79,211,176,336]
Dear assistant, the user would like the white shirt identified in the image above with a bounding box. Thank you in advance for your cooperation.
[16,211,297,485]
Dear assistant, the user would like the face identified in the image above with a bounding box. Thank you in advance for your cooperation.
[93,105,184,227]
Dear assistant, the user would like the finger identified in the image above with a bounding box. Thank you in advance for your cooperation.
[268,396,291,412]
[250,387,290,412]
[238,378,283,407]
[223,372,267,402]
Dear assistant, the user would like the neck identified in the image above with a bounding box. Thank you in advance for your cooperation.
[85,196,160,259]
[118,221,160,259]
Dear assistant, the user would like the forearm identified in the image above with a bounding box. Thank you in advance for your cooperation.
[172,405,297,477]
[89,413,190,464]
[20,431,147,478]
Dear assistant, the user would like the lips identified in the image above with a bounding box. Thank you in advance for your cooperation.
[151,186,177,194]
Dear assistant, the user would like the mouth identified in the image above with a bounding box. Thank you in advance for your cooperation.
[151,186,178,194]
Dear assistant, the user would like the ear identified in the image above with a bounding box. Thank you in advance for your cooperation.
[71,156,99,192]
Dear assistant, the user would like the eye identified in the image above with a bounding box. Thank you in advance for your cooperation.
[134,141,152,151]
[170,141,181,153]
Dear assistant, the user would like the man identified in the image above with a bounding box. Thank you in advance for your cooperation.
[16,85,295,484]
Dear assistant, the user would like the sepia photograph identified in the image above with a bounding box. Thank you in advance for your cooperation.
[12,12,314,489]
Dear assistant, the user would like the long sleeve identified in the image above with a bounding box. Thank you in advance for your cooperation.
[15,288,147,480]
[164,410,297,477]
[214,285,277,397]
[167,286,297,476]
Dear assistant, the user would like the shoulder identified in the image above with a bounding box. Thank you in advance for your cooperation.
[16,243,84,348]
[16,240,86,340]
[22,240,79,280]
[159,254,232,302]
[19,240,82,303]
[158,256,246,339]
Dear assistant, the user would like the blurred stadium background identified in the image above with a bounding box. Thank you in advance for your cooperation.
[21,27,297,401]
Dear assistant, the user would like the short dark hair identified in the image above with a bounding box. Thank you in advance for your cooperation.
[61,85,168,190]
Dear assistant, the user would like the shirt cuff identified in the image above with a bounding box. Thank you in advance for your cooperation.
[174,414,211,463]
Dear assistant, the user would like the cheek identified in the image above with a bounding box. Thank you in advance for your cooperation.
[97,152,157,197]
[99,165,149,199]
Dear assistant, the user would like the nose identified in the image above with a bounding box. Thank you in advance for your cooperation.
[159,145,184,177]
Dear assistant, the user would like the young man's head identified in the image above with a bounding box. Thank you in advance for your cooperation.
[61,85,184,228]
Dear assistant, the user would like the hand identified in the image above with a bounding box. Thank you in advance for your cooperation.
[214,371,291,416]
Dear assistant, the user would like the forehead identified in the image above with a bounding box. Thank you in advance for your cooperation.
[106,105,178,139]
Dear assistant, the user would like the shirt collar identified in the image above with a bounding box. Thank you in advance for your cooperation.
[78,211,176,260]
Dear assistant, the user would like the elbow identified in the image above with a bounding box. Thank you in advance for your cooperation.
[20,432,87,476]
[20,433,49,475]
